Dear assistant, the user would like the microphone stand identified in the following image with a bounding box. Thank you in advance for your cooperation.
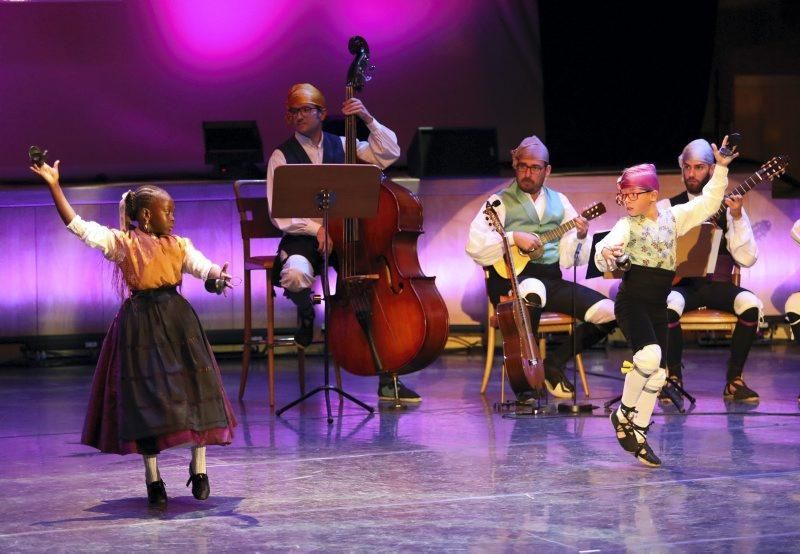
[558,238,596,414]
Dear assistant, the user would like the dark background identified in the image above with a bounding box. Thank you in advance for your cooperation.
[0,0,797,182]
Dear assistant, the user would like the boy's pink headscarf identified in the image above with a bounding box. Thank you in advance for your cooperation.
[617,163,659,191]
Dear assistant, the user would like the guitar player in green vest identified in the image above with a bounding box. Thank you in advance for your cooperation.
[466,135,616,401]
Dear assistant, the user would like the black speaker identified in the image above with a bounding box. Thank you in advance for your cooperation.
[203,120,264,166]
[407,127,498,177]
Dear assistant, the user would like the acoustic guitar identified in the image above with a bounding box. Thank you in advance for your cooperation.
[673,155,789,285]
[492,202,606,279]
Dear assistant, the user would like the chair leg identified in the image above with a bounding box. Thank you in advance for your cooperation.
[267,274,276,409]
[576,353,590,398]
[480,321,496,394]
[500,362,506,405]
[334,362,342,390]
[238,271,252,401]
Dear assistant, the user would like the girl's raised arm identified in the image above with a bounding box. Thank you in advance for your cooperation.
[30,160,76,225]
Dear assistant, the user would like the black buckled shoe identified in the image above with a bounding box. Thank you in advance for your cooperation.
[610,405,639,453]
[632,422,661,467]
[723,377,759,403]
[378,378,421,403]
[659,377,684,411]
[147,479,167,506]
[186,464,210,500]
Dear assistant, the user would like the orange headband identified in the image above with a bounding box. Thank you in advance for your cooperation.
[287,83,326,109]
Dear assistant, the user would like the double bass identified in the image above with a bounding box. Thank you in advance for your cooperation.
[483,201,545,395]
[328,36,449,378]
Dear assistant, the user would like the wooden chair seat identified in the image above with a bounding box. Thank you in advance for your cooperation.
[678,266,741,334]
[244,255,277,272]
[680,308,738,331]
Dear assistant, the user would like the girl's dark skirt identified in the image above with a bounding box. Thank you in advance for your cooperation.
[615,265,675,356]
[81,287,237,455]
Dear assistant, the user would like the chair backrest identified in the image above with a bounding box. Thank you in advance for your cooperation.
[232,180,284,259]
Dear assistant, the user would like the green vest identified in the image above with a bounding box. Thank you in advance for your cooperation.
[497,182,564,265]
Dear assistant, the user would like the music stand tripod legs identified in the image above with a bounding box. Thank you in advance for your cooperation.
[276,189,374,423]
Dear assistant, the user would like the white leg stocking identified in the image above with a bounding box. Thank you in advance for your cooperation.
[620,344,662,408]
[143,454,160,484]
[192,446,207,474]
[633,368,667,430]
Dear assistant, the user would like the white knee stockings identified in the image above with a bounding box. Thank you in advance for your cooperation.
[619,344,667,430]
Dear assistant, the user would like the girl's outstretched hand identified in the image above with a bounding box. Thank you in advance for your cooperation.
[218,262,234,290]
[31,160,61,187]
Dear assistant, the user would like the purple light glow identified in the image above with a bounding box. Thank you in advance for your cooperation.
[144,0,294,72]
[328,0,456,56]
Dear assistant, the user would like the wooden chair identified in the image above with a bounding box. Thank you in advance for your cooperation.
[233,180,341,408]
[480,292,591,401]
[678,266,741,334]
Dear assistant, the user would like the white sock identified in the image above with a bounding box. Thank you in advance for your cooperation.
[633,369,667,433]
[192,446,207,474]
[143,455,159,484]
[620,365,650,409]
[633,391,659,433]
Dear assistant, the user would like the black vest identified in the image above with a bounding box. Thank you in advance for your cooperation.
[278,132,345,164]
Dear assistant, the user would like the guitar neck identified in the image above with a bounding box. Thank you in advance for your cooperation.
[539,218,577,244]
[709,170,762,221]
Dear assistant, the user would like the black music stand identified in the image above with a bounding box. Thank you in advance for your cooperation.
[272,163,382,423]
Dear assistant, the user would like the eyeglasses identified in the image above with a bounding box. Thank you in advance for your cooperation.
[516,163,547,174]
[615,190,653,206]
[287,106,320,117]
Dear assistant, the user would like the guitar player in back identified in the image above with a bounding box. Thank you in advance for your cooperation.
[661,138,762,402]
[466,135,616,401]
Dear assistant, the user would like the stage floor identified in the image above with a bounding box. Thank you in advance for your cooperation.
[2,344,800,551]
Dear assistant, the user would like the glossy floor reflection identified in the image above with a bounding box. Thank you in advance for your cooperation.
[2,343,800,552]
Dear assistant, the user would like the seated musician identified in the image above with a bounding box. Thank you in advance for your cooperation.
[661,139,762,402]
[466,135,616,400]
[787,219,800,343]
[265,83,419,402]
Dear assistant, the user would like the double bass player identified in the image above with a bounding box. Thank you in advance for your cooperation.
[266,83,421,402]
[466,135,617,401]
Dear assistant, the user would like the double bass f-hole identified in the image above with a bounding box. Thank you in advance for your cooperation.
[379,256,404,294]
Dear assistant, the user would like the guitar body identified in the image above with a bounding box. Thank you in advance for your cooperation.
[528,245,545,261]
[496,300,544,393]
[491,202,606,279]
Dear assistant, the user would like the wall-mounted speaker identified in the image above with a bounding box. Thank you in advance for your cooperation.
[407,127,498,177]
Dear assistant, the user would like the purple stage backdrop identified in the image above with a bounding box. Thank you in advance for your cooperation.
[0,0,543,181]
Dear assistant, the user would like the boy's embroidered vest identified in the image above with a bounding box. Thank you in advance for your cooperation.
[626,210,677,270]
